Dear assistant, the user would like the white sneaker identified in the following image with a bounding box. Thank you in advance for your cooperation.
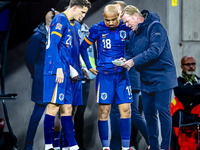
[69,145,79,150]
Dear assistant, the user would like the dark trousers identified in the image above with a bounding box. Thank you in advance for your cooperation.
[74,80,90,149]
[24,103,47,150]
[141,89,172,150]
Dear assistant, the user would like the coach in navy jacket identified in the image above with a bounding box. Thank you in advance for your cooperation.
[121,6,177,150]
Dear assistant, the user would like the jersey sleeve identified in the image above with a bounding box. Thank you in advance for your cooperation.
[80,25,99,70]
[46,16,68,69]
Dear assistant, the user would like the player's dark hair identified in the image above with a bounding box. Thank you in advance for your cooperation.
[57,0,70,12]
[69,0,91,9]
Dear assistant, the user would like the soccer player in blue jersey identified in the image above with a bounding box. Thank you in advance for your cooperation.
[80,5,133,150]
[43,0,91,150]
[61,19,90,150]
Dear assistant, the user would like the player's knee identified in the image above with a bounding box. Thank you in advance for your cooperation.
[120,107,131,118]
[99,109,110,120]
[46,103,60,116]
[60,104,72,116]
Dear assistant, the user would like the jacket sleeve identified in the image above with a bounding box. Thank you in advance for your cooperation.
[132,23,167,66]
[174,77,200,99]
[125,31,136,60]
[25,32,42,77]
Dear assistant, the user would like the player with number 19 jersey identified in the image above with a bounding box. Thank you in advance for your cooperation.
[43,12,73,104]
[81,20,131,74]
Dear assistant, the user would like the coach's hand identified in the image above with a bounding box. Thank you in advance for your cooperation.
[120,59,134,71]
[120,59,134,69]
[56,68,64,83]
[120,57,126,63]
[89,68,99,76]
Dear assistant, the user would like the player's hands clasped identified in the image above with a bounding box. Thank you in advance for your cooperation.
[56,68,64,83]
[89,68,99,76]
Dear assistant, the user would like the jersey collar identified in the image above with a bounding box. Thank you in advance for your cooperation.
[63,12,75,26]
[104,20,120,28]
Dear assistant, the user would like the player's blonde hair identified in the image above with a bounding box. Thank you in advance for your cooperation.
[121,5,142,18]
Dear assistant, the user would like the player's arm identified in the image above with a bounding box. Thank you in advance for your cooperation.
[47,16,67,83]
[80,26,99,75]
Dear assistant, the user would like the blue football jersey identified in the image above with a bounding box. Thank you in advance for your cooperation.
[83,20,131,74]
[70,21,84,79]
[44,12,73,77]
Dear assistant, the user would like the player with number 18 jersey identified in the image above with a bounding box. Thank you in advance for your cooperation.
[80,19,133,104]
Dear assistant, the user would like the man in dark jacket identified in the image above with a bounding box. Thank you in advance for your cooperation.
[24,9,59,150]
[120,5,178,150]
[174,55,200,113]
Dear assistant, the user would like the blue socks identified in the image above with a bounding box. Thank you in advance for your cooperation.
[120,118,131,148]
[98,120,109,147]
[61,116,77,147]
[62,133,69,148]
[53,131,61,148]
[44,114,55,144]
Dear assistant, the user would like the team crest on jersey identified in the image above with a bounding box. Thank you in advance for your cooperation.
[59,93,64,101]
[101,92,107,100]
[119,30,126,39]
[56,23,62,30]
[78,29,81,38]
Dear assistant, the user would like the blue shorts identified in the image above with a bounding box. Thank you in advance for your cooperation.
[71,80,83,106]
[96,72,133,104]
[43,75,72,105]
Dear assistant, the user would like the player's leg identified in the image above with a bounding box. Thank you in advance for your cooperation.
[99,104,111,150]
[43,75,66,150]
[141,91,159,150]
[115,72,132,150]
[53,110,61,150]
[155,89,172,150]
[60,78,80,150]
[118,103,131,150]
[109,104,121,150]
[44,103,60,150]
[24,103,46,150]
[96,73,115,150]
[60,104,79,150]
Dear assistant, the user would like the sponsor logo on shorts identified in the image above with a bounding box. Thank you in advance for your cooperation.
[101,92,107,100]
[59,93,64,101]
